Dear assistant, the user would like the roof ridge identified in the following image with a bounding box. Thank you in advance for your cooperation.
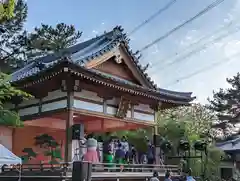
[157,88,193,97]
[11,26,124,76]
[217,136,240,146]
[21,26,124,66]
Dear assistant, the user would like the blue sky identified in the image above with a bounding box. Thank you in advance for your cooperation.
[25,0,240,103]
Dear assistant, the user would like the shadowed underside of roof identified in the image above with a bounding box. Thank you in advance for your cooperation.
[10,26,195,103]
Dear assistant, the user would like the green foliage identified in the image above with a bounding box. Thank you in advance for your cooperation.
[26,23,82,61]
[158,104,217,141]
[0,0,15,21]
[160,138,172,153]
[0,0,28,73]
[110,129,152,152]
[0,72,31,127]
[208,73,240,135]
[157,104,224,180]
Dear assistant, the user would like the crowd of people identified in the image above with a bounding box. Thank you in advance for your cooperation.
[77,133,198,180]
[79,134,155,165]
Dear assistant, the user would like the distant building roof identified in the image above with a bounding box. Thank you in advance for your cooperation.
[217,136,240,153]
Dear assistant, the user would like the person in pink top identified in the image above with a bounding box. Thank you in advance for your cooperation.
[83,136,99,163]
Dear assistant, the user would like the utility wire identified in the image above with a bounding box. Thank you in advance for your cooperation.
[129,0,177,35]
[164,51,240,87]
[149,17,240,70]
[139,0,226,52]
[150,24,240,74]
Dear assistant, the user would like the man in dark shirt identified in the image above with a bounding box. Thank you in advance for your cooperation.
[115,143,125,164]
[147,141,155,164]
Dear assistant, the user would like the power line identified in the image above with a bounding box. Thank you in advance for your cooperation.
[129,0,177,35]
[139,0,226,52]
[149,17,240,70]
[164,51,240,87]
[150,24,240,74]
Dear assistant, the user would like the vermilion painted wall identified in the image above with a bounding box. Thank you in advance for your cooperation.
[0,126,13,151]
[12,126,65,163]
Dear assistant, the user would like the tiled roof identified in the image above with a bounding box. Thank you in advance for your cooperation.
[88,69,194,101]
[217,137,240,152]
[10,26,195,102]
[11,27,120,82]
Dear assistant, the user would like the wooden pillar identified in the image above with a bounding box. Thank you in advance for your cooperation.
[154,102,162,165]
[62,73,75,162]
[154,101,162,134]
[65,91,74,162]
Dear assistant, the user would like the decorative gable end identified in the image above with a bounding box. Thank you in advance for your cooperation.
[93,57,142,85]
[85,45,152,88]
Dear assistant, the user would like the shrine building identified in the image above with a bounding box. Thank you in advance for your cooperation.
[2,26,195,163]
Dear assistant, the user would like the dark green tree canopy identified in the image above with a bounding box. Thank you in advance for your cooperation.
[0,73,31,127]
[26,23,82,61]
[208,72,240,135]
[0,0,28,73]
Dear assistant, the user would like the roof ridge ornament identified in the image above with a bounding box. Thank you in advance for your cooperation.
[112,25,130,43]
[113,25,124,32]
[142,63,150,72]
[113,44,123,64]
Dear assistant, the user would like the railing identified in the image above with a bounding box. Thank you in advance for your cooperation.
[89,162,180,179]
[0,162,180,179]
[91,162,179,172]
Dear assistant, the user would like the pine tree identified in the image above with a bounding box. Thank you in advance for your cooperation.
[26,23,82,61]
[0,0,31,127]
[0,0,27,73]
[208,73,240,136]
[0,73,31,127]
[0,0,15,21]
